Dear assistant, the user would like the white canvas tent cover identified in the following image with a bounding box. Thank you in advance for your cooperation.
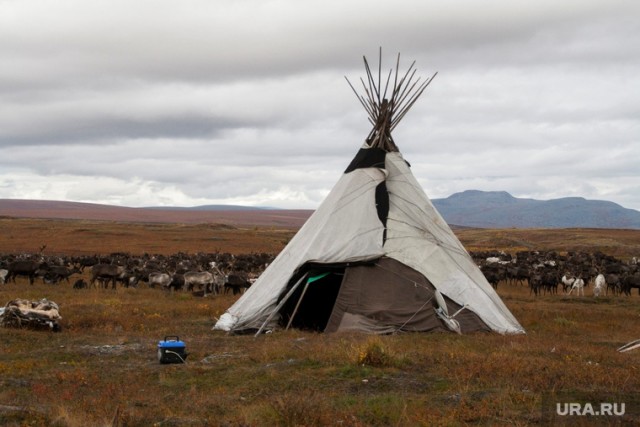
[214,148,524,335]
[214,52,524,335]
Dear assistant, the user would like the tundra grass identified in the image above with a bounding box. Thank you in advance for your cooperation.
[1,223,640,425]
[2,218,639,259]
[1,276,640,426]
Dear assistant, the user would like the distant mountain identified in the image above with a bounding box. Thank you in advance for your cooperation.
[432,190,640,229]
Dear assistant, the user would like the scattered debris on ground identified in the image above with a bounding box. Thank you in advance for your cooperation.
[0,298,61,331]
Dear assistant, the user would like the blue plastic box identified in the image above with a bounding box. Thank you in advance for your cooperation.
[157,336,188,364]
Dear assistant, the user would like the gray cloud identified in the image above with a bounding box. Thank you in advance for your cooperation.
[1,0,639,211]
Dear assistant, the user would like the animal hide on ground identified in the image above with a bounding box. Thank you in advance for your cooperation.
[0,298,62,331]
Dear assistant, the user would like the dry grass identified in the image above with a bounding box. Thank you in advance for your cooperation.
[2,282,639,426]
[1,218,639,259]
[0,218,296,255]
[1,218,640,425]
[0,283,640,426]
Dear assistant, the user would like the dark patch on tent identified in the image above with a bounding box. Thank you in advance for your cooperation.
[344,147,387,173]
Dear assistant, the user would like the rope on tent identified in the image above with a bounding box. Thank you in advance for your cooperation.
[381,195,498,303]
[373,260,433,293]
[383,195,470,258]
[375,263,460,334]
[618,339,640,353]
[254,273,308,337]
[433,289,466,335]
[374,260,467,334]
[395,294,435,333]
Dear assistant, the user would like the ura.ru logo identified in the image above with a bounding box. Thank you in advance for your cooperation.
[556,402,625,417]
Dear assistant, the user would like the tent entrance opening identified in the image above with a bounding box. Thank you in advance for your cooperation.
[280,270,344,331]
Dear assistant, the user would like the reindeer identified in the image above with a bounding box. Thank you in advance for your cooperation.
[593,274,605,297]
[148,272,173,289]
[606,274,622,295]
[567,277,585,296]
[183,271,216,295]
[6,260,42,284]
[622,273,640,296]
[90,263,126,289]
[561,274,576,294]
[224,273,252,295]
[43,265,82,285]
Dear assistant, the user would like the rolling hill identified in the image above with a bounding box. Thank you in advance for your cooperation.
[1,190,639,229]
[0,199,310,228]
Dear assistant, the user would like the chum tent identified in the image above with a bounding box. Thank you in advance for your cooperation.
[214,52,525,336]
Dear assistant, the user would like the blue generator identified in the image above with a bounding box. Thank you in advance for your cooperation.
[157,336,188,364]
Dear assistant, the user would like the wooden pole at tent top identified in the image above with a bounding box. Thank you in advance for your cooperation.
[345,49,437,152]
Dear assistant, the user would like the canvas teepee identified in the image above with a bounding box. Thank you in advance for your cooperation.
[214,52,525,336]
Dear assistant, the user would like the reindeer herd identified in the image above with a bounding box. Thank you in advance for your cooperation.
[1,249,639,299]
[0,251,271,296]
[475,250,640,297]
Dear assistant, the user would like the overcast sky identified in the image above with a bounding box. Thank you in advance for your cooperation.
[1,0,639,211]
